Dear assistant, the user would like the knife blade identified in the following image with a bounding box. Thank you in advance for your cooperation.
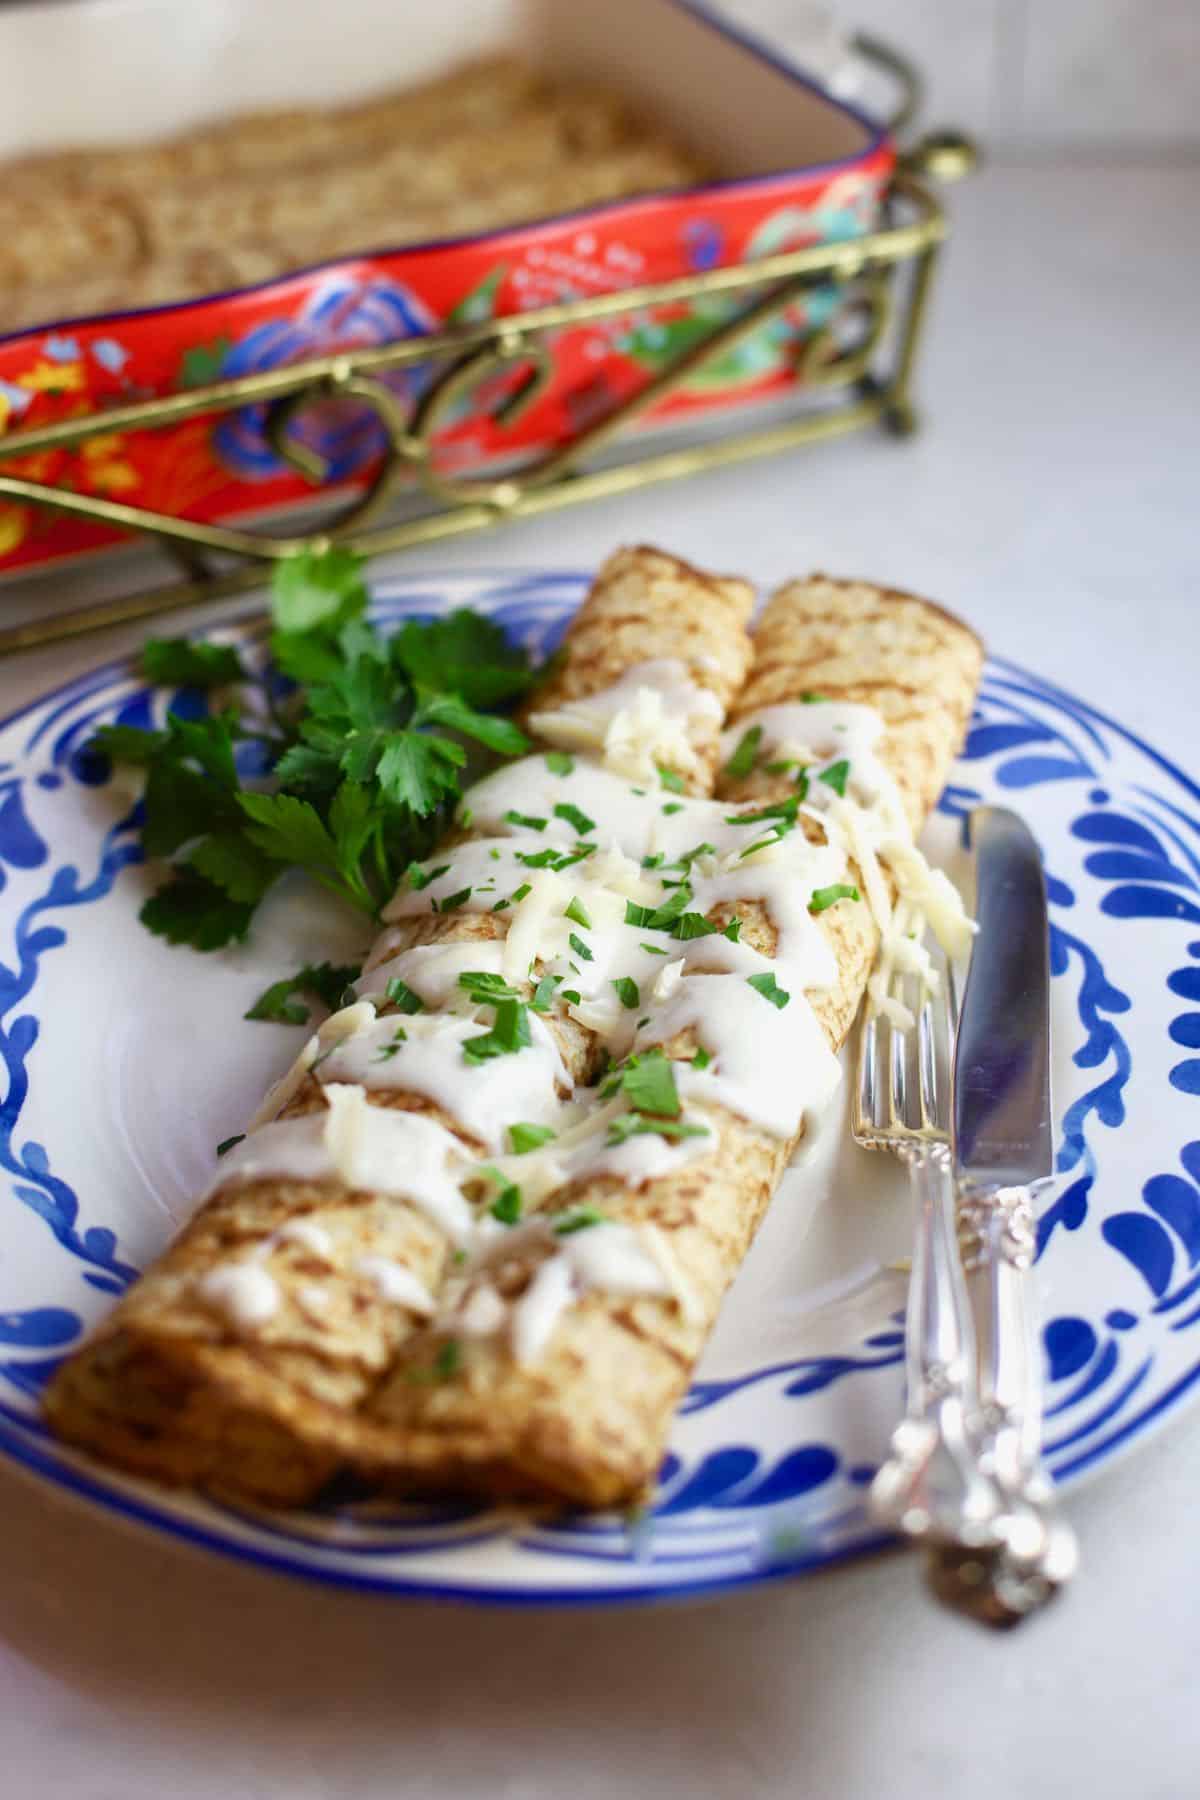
[949,804,1077,1614]
[954,805,1053,1187]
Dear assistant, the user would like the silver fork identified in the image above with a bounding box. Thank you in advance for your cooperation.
[852,940,1004,1551]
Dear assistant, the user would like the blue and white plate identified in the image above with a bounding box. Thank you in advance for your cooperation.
[2,566,1198,1603]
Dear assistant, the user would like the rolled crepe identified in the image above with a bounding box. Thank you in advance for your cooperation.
[346,576,984,1508]
[43,547,754,1503]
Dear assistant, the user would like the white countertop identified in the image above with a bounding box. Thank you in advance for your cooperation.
[1,160,1197,1800]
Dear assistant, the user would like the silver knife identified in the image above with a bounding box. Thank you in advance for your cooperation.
[947,805,1078,1618]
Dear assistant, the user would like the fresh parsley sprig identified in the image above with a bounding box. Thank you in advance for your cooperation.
[93,549,535,966]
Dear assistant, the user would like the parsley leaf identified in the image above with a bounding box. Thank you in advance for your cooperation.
[545,751,574,776]
[564,897,592,929]
[244,960,360,1025]
[462,999,531,1063]
[606,1113,708,1146]
[458,970,523,1003]
[505,809,547,832]
[554,1208,606,1235]
[489,1183,523,1225]
[603,1048,684,1118]
[612,976,640,1009]
[568,931,593,962]
[385,977,425,1015]
[723,725,761,780]
[530,974,560,1013]
[748,972,791,1009]
[554,801,595,835]
[657,765,685,793]
[139,871,256,950]
[508,1123,557,1154]
[809,882,861,914]
[819,759,850,797]
[141,638,247,689]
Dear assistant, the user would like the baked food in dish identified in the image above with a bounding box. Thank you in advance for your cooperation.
[0,57,704,330]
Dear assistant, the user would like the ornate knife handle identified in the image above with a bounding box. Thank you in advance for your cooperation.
[870,1146,1002,1545]
[956,1180,1079,1600]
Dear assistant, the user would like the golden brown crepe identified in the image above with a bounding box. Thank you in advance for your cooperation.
[344,577,985,1507]
[43,547,754,1504]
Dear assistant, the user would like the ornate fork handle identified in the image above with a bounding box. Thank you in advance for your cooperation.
[870,1144,1003,1544]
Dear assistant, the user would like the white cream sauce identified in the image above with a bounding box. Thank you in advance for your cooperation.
[316,1009,567,1153]
[206,672,973,1359]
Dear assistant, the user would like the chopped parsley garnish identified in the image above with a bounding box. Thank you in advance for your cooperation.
[458,970,523,1002]
[508,1122,557,1154]
[244,959,360,1025]
[672,911,720,941]
[723,917,742,942]
[607,1113,708,1146]
[641,852,665,870]
[434,886,472,913]
[691,1047,712,1070]
[545,751,575,776]
[748,972,791,1009]
[515,848,562,869]
[725,796,799,828]
[374,1026,409,1060]
[641,941,669,955]
[564,896,592,929]
[674,841,716,869]
[384,977,425,1015]
[215,1133,245,1157]
[612,976,640,1009]
[504,809,547,832]
[554,801,595,836]
[491,897,512,912]
[819,759,850,797]
[723,725,762,780]
[489,1183,523,1225]
[763,758,796,776]
[657,765,685,793]
[406,861,450,891]
[511,882,532,902]
[560,988,582,1005]
[624,884,693,932]
[809,882,861,914]
[602,1047,683,1118]
[554,1208,606,1235]
[568,932,593,962]
[434,1340,462,1379]
[801,690,826,704]
[662,802,684,816]
[462,999,531,1063]
[530,974,560,1012]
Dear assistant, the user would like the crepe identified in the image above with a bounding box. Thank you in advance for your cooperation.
[342,576,985,1507]
[43,547,754,1503]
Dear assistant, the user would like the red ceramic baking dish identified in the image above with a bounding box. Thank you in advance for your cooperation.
[0,0,892,577]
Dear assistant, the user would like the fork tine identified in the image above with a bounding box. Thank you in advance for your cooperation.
[889,1009,907,1131]
[856,1008,880,1135]
[917,971,939,1131]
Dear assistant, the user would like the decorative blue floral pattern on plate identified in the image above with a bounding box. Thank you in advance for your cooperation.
[0,570,1197,1603]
